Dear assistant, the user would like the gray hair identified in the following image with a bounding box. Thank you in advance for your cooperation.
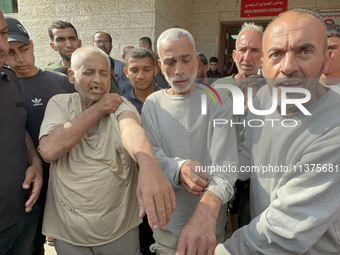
[236,22,263,49]
[239,22,263,35]
[124,47,155,66]
[157,28,196,57]
[71,46,110,70]
[326,24,340,38]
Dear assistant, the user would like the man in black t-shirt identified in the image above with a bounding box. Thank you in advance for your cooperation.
[5,15,74,255]
[0,10,43,255]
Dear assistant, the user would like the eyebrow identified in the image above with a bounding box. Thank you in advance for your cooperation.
[0,25,8,32]
[18,44,29,49]
[164,54,191,61]
[267,43,317,53]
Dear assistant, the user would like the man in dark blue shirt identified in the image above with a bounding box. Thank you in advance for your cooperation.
[122,47,162,115]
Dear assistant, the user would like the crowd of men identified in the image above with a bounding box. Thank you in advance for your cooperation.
[1,7,340,255]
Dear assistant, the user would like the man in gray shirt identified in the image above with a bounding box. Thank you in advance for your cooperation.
[215,9,340,255]
[142,28,238,255]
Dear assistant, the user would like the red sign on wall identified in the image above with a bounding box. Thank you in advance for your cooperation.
[241,0,287,17]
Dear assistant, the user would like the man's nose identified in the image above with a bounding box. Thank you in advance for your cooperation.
[280,52,299,75]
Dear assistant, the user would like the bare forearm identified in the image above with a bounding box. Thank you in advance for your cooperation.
[118,111,158,166]
[25,131,42,168]
[196,190,222,220]
[39,106,103,162]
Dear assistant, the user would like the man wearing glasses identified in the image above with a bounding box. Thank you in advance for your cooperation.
[93,31,131,94]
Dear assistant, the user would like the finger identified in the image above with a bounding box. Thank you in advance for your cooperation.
[25,188,38,213]
[163,193,172,224]
[207,245,216,255]
[153,193,167,229]
[137,191,146,219]
[175,236,187,255]
[191,176,209,189]
[22,169,33,190]
[142,194,158,229]
[183,172,206,192]
[169,188,176,214]
[181,183,203,196]
[195,170,212,181]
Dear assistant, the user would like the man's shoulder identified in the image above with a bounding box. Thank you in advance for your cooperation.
[39,68,68,79]
[212,75,237,86]
[44,61,60,70]
[0,66,21,91]
[145,88,165,101]
[113,58,125,68]
[45,62,68,75]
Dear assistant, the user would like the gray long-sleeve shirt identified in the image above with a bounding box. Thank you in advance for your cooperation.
[216,85,340,254]
[141,85,238,236]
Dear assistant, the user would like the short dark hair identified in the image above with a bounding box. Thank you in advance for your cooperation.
[48,20,78,41]
[209,57,218,63]
[93,31,112,44]
[139,37,152,48]
[124,47,155,66]
[326,24,340,38]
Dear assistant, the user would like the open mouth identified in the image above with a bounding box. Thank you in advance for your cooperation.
[277,80,302,87]
[89,86,104,93]
[174,79,188,86]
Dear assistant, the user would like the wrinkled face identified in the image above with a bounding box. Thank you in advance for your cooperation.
[209,61,218,72]
[50,27,81,61]
[124,56,157,91]
[93,33,112,55]
[69,52,110,108]
[0,12,8,67]
[158,35,198,94]
[197,60,207,78]
[262,12,327,108]
[323,36,340,76]
[6,41,36,77]
[233,31,262,77]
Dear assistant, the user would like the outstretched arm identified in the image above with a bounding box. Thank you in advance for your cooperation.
[117,110,176,230]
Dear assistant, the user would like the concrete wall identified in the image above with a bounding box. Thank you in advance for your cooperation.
[7,0,340,68]
[14,0,194,67]
[16,0,157,67]
[192,0,340,61]
[154,0,193,54]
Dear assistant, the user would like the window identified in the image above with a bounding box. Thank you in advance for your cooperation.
[0,0,18,14]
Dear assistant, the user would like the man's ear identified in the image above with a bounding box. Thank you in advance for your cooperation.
[154,65,158,77]
[195,53,199,70]
[49,42,56,51]
[68,68,75,84]
[204,64,208,73]
[123,66,129,78]
[158,59,164,75]
[30,40,34,50]
[79,39,82,47]
[322,48,332,74]
[232,50,236,61]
